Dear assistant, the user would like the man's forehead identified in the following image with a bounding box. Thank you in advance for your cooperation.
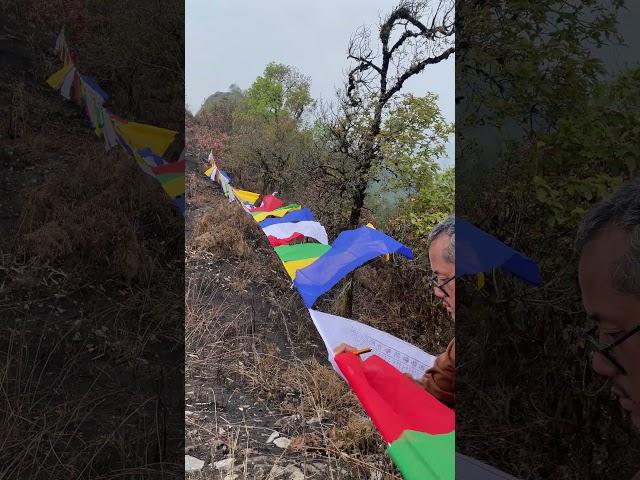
[579,226,628,278]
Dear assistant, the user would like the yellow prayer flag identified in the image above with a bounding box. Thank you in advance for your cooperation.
[232,188,260,205]
[115,121,178,158]
[476,272,485,289]
[252,205,301,223]
[204,166,215,178]
[283,257,319,280]
[46,62,74,89]
[159,175,185,198]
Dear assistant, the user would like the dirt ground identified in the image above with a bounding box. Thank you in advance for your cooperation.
[184,150,408,480]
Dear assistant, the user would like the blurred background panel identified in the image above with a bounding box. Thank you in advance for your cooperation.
[456,1,640,479]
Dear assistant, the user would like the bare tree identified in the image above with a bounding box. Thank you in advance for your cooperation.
[329,0,454,229]
[317,0,454,317]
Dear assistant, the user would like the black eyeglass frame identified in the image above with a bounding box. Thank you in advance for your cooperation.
[430,274,455,298]
[584,324,640,375]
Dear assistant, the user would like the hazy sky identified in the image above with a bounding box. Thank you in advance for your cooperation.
[186,0,455,165]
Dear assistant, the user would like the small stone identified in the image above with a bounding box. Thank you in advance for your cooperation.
[184,455,204,472]
[275,414,301,428]
[305,416,323,425]
[214,457,235,470]
[283,465,304,480]
[266,431,280,443]
[273,436,291,449]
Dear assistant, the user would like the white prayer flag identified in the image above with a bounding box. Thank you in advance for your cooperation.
[262,221,329,245]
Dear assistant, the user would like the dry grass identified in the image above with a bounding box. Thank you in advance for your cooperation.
[1,7,184,477]
[192,210,252,259]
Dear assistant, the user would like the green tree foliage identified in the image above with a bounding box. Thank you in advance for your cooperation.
[375,93,454,237]
[225,63,316,195]
[531,67,640,228]
[243,62,314,121]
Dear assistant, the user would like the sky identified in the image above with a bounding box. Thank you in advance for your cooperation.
[185,0,455,166]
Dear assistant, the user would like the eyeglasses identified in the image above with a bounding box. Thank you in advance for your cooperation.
[583,323,640,375]
[430,274,455,298]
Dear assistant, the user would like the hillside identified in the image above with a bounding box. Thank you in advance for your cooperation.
[184,150,412,479]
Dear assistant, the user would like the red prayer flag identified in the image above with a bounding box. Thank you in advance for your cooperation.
[251,195,286,212]
[267,232,305,247]
[335,353,454,443]
[151,159,185,175]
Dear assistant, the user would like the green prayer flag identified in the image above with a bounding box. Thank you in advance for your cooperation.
[387,430,455,480]
[274,243,331,262]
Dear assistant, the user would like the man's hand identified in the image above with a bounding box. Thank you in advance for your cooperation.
[333,343,360,355]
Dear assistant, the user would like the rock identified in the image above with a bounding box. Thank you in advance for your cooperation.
[184,455,204,472]
[305,415,323,425]
[273,436,291,449]
[214,457,235,470]
[266,431,280,443]
[274,413,302,428]
[283,465,305,480]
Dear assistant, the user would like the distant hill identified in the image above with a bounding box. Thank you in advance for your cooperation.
[196,84,243,117]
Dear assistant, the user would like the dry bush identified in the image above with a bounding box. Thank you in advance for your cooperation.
[192,209,253,259]
[282,358,358,418]
[16,146,181,284]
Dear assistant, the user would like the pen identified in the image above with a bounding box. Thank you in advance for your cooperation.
[353,347,372,356]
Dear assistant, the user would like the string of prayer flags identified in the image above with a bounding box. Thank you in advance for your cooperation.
[457,218,541,286]
[293,226,414,308]
[47,28,185,216]
[258,208,315,228]
[262,221,329,245]
[198,156,461,478]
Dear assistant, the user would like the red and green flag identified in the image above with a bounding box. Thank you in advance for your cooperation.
[335,352,455,480]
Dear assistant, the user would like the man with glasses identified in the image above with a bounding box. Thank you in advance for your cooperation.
[334,215,456,407]
[576,178,640,434]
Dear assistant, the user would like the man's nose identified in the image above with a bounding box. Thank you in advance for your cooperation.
[591,351,619,378]
[433,286,445,299]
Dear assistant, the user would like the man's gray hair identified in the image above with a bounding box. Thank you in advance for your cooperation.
[575,178,640,296]
[429,214,455,263]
